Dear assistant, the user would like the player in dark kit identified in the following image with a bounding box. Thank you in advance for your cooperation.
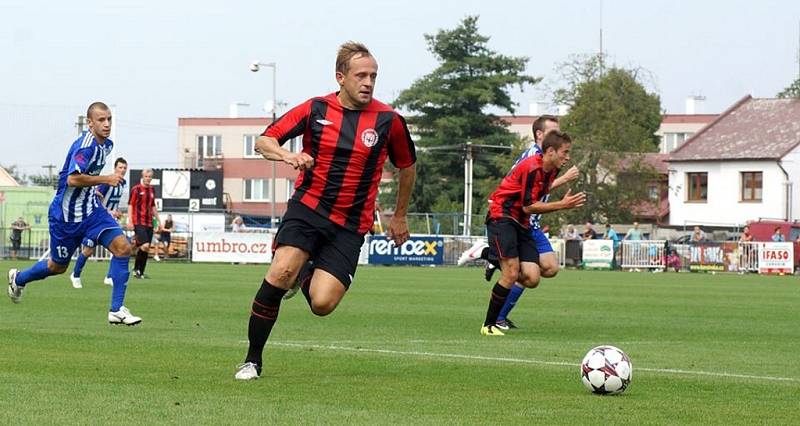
[235,42,417,380]
[128,169,161,279]
[480,130,585,336]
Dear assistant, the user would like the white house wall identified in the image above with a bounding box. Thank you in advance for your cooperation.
[668,160,787,226]
[780,145,800,220]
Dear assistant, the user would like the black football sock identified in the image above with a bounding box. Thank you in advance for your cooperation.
[245,279,288,367]
[139,250,150,274]
[480,247,490,260]
[483,283,511,327]
[133,250,145,273]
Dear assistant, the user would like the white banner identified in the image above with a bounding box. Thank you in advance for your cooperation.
[757,242,794,274]
[192,232,273,263]
[582,239,614,269]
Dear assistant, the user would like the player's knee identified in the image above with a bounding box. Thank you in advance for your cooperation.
[48,262,67,275]
[266,267,296,288]
[541,265,559,278]
[519,274,540,288]
[310,299,338,316]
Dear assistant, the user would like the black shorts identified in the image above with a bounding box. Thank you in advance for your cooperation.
[274,201,364,289]
[133,225,154,247]
[10,238,21,251]
[486,218,539,264]
[160,232,171,245]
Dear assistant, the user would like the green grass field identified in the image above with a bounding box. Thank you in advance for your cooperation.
[1,260,798,425]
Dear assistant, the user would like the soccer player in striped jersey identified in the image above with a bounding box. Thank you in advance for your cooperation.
[69,157,128,288]
[480,130,585,336]
[458,115,579,329]
[235,42,417,380]
[8,102,141,325]
[128,169,160,279]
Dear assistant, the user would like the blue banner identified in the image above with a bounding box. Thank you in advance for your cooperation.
[368,236,444,265]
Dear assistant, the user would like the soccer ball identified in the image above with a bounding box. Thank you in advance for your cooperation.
[580,345,632,395]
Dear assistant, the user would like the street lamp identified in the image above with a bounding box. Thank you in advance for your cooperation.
[250,60,278,227]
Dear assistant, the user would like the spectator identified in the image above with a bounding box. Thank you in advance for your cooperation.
[739,225,753,242]
[157,214,174,260]
[232,216,247,232]
[771,227,785,242]
[605,223,621,269]
[691,226,706,242]
[665,249,682,272]
[623,221,643,240]
[9,217,31,260]
[582,222,597,240]
[562,224,581,241]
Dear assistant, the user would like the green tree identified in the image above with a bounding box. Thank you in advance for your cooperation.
[549,54,662,226]
[777,77,800,98]
[389,16,539,221]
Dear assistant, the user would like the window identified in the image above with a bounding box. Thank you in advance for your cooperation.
[662,132,693,153]
[197,135,222,158]
[286,179,295,199]
[648,184,660,201]
[244,179,270,202]
[741,172,762,202]
[243,134,260,158]
[686,172,707,202]
[288,137,303,153]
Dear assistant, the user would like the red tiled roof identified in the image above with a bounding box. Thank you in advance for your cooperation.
[670,96,800,161]
[661,114,718,124]
[617,153,669,174]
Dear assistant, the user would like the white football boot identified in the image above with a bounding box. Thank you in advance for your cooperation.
[7,269,23,303]
[234,362,261,380]
[108,306,142,326]
[70,273,83,289]
[103,276,114,286]
[457,241,489,266]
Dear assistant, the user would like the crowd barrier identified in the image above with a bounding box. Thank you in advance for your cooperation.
[3,229,793,274]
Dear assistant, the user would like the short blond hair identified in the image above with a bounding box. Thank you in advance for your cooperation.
[336,41,372,74]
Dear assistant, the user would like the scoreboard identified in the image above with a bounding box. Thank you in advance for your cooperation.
[129,169,224,212]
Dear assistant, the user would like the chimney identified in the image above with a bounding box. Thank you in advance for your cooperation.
[229,102,250,118]
[685,96,706,115]
[528,101,549,116]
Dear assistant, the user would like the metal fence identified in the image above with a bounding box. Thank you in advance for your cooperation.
[620,240,668,270]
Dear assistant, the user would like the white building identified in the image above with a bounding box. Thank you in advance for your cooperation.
[668,96,800,227]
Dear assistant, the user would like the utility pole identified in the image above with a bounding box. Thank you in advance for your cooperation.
[42,164,57,188]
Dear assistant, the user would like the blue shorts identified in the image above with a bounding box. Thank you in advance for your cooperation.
[49,208,123,265]
[530,228,554,254]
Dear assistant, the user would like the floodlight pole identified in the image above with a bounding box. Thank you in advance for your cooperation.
[252,61,278,226]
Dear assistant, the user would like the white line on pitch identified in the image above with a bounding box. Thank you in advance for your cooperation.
[245,341,800,383]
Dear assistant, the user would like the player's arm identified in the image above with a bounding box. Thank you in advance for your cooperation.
[523,188,586,214]
[67,172,122,188]
[550,165,579,190]
[387,165,416,245]
[386,114,417,245]
[256,99,313,169]
[255,136,314,170]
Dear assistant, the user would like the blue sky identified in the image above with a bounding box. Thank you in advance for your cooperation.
[2,0,799,175]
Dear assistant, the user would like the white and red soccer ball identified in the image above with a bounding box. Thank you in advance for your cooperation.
[581,345,632,395]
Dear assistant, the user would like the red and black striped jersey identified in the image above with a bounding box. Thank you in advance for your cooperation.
[263,92,416,234]
[487,155,557,228]
[128,183,155,227]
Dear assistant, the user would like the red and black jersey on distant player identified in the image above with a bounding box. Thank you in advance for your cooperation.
[128,183,155,227]
[262,92,416,234]
[487,155,557,228]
